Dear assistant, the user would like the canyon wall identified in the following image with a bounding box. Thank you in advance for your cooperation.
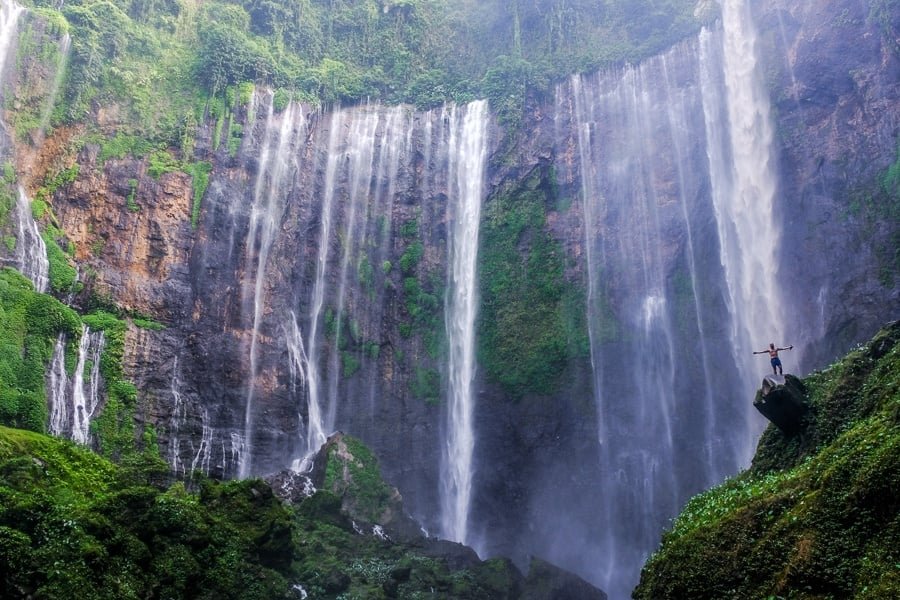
[0,0,896,598]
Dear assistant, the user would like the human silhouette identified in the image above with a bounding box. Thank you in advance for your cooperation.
[753,342,793,375]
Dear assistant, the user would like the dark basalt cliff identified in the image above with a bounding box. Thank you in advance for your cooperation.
[758,0,900,369]
[0,0,896,597]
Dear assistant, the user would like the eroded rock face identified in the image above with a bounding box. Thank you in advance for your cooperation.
[754,0,900,368]
[0,0,895,596]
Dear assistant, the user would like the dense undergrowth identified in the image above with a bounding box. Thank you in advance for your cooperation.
[0,426,532,599]
[634,321,900,599]
[478,167,588,397]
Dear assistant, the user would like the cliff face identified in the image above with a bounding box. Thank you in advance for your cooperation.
[756,0,900,367]
[0,0,896,597]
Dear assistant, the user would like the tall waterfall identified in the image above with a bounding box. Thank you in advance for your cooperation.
[1,1,50,293]
[440,100,489,546]
[238,97,306,478]
[702,0,783,460]
[14,186,49,292]
[556,2,782,595]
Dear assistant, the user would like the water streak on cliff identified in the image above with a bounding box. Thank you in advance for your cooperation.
[440,100,489,547]
[14,185,49,292]
[71,327,105,445]
[239,98,306,477]
[558,19,780,594]
[702,0,781,460]
[47,334,67,435]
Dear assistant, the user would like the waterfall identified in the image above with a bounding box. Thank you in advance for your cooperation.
[45,327,105,444]
[190,408,213,476]
[168,357,186,475]
[238,98,306,478]
[302,109,343,462]
[47,334,67,435]
[556,4,782,590]
[71,327,105,445]
[324,105,380,432]
[440,100,489,546]
[701,0,780,461]
[14,186,49,292]
[0,1,22,69]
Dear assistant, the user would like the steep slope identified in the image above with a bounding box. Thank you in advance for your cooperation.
[634,321,900,599]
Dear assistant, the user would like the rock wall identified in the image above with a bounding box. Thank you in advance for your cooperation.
[0,0,896,597]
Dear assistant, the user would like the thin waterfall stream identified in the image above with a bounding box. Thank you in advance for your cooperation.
[440,100,489,547]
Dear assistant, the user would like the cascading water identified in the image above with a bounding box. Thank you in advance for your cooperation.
[440,100,489,547]
[702,0,783,459]
[13,186,49,292]
[238,98,306,478]
[556,2,783,594]
[168,357,187,475]
[46,328,105,444]
[71,327,105,445]
[324,105,380,432]
[47,334,68,435]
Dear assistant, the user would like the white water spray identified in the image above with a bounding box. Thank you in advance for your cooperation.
[701,0,782,461]
[47,333,67,435]
[239,98,305,477]
[440,100,489,546]
[71,327,105,445]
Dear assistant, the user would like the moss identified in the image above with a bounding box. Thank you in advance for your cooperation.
[185,161,213,230]
[478,166,588,398]
[322,435,394,524]
[635,322,900,600]
[0,269,79,433]
[42,230,78,294]
[0,426,294,599]
[81,312,140,461]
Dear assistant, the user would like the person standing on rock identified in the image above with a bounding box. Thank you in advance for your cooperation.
[754,342,793,375]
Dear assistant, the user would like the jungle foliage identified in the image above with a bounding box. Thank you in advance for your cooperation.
[478,167,588,398]
[0,426,532,599]
[634,322,900,600]
[18,0,708,147]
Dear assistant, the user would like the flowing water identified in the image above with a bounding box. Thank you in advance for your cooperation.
[14,186,49,292]
[71,327,105,445]
[440,100,489,547]
[556,2,782,594]
[238,98,306,478]
[46,327,105,444]
[47,334,68,435]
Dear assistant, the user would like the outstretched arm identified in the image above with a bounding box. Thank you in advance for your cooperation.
[777,345,794,351]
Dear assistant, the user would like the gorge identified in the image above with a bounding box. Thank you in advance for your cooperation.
[0,0,897,598]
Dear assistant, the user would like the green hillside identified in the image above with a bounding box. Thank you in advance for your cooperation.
[634,322,900,599]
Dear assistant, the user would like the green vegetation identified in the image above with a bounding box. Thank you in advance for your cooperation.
[0,426,295,599]
[635,322,900,599]
[410,366,440,404]
[17,0,706,145]
[81,311,139,461]
[478,167,587,398]
[184,161,213,229]
[0,269,80,432]
[0,424,535,598]
[322,434,394,524]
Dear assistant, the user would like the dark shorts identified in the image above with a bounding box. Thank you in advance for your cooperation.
[771,357,782,368]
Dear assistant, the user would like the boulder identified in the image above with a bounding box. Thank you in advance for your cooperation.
[753,374,808,435]
[521,557,607,600]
